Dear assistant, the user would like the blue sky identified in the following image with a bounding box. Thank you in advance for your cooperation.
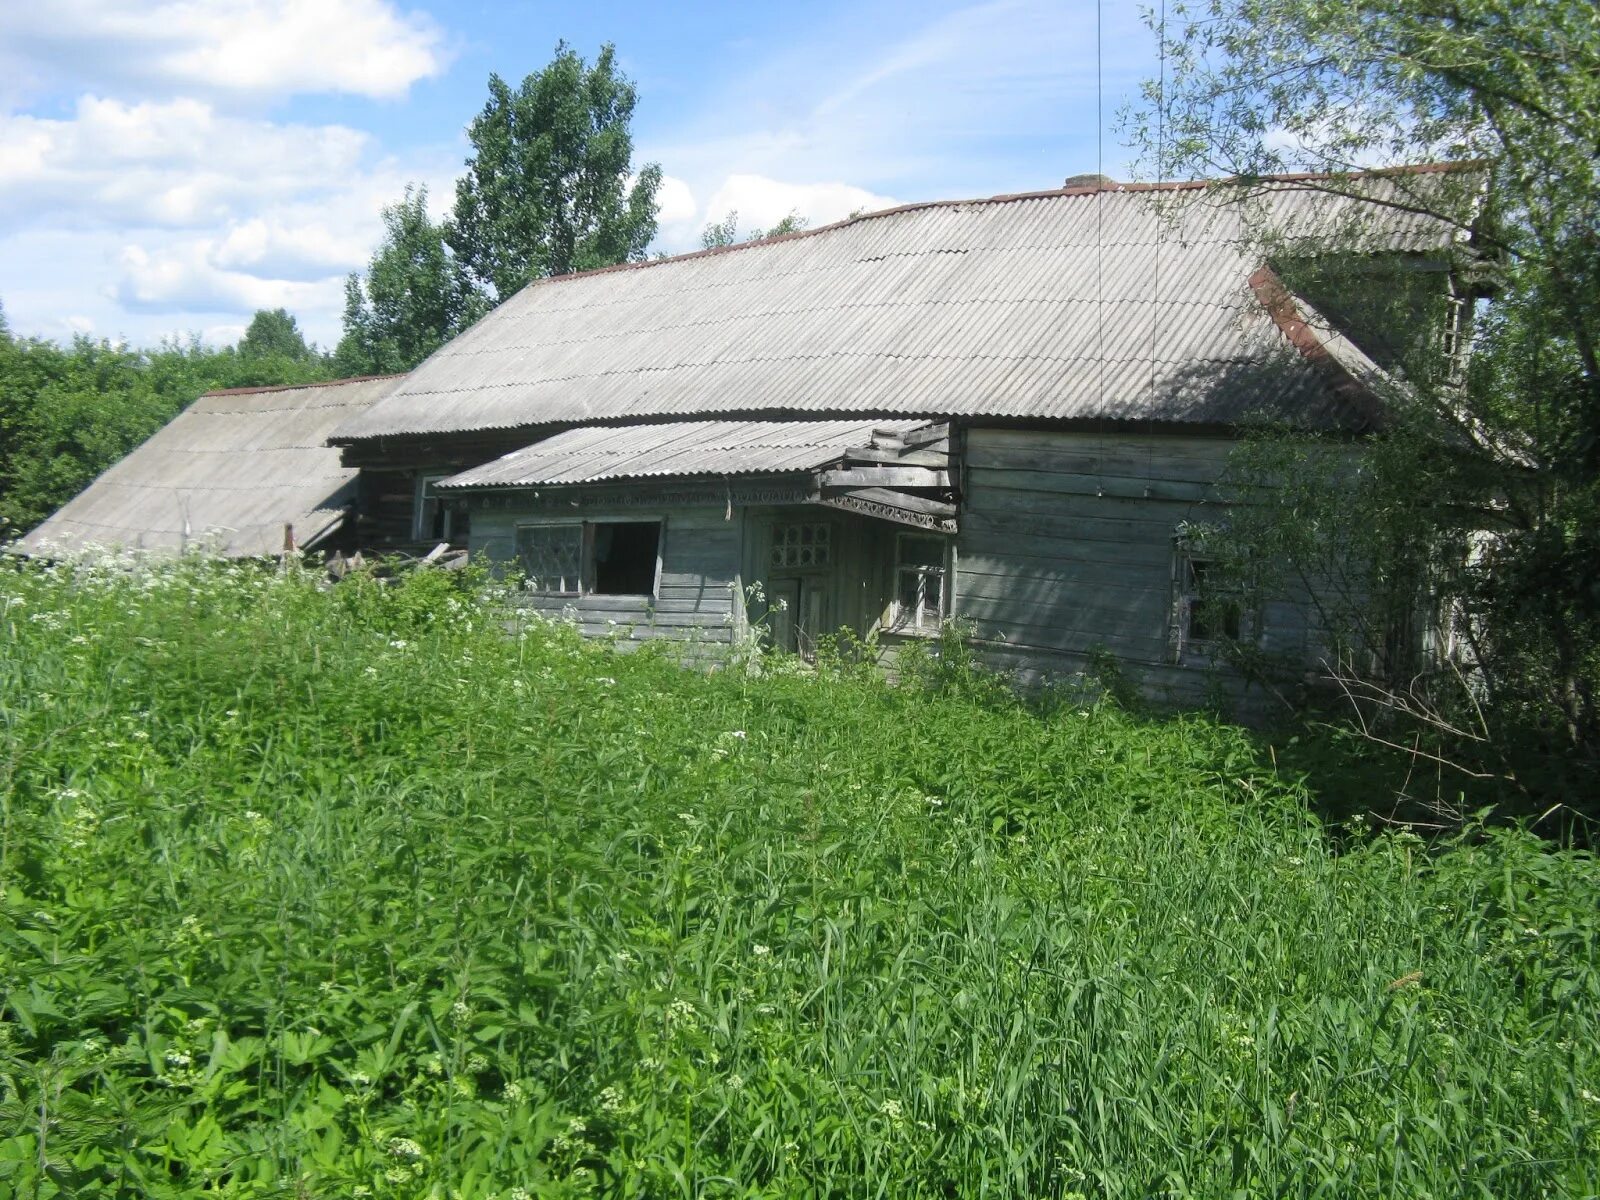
[0,0,1158,349]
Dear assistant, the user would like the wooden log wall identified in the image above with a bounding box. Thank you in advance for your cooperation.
[952,428,1324,707]
[470,500,743,652]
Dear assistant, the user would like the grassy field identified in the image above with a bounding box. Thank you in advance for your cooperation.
[1,554,1597,1198]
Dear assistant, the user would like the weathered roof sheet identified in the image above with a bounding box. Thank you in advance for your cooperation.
[438,418,929,489]
[19,375,404,558]
[333,167,1478,443]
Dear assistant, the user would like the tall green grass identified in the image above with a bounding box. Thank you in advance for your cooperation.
[1,554,1596,1198]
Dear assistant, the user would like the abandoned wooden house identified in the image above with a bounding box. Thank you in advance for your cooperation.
[21,167,1480,703]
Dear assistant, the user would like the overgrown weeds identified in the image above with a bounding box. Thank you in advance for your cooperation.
[1,554,1596,1197]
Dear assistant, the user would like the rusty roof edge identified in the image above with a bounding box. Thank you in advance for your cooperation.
[1247,265,1393,433]
[500,161,1488,293]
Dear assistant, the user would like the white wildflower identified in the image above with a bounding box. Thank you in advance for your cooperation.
[666,999,698,1027]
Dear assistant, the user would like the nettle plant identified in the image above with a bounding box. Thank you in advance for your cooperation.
[0,552,1597,1198]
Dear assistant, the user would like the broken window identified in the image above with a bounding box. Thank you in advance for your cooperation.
[591,521,661,595]
[413,474,461,543]
[893,533,948,632]
[515,520,662,597]
[1175,549,1245,655]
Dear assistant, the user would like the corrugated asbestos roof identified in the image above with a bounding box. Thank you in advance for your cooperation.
[438,418,929,489]
[333,168,1478,443]
[19,375,403,557]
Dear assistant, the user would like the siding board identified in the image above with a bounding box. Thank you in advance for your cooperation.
[956,428,1322,697]
[471,501,740,647]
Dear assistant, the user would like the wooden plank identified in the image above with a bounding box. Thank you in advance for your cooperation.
[841,446,952,468]
[819,467,952,489]
[957,562,1169,595]
[957,536,1172,573]
[966,466,1220,504]
[965,431,1237,478]
[815,493,956,532]
[965,483,1217,524]
[900,423,951,448]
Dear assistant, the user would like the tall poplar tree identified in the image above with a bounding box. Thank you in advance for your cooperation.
[336,185,483,376]
[448,42,662,300]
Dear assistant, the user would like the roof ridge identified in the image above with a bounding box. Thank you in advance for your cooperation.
[521,161,1485,289]
[200,373,407,398]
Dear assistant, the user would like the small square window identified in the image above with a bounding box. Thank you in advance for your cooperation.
[769,522,832,569]
[893,533,947,632]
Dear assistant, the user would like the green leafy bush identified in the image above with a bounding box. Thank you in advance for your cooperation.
[0,555,1596,1197]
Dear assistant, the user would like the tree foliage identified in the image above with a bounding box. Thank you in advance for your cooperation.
[448,42,661,299]
[0,322,332,538]
[335,186,483,377]
[239,308,316,363]
[1134,0,1600,790]
[698,209,810,249]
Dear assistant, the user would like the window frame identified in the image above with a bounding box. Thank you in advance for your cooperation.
[1172,541,1250,661]
[890,532,950,635]
[412,473,457,544]
[514,517,664,600]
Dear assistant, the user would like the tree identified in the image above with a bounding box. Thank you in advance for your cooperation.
[0,329,332,536]
[1132,0,1600,797]
[449,43,662,300]
[239,308,315,362]
[698,209,809,249]
[336,185,483,376]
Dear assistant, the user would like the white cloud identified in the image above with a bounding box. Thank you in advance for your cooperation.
[702,175,898,236]
[211,217,370,280]
[111,241,344,317]
[0,90,461,346]
[655,174,697,223]
[0,96,370,229]
[0,0,446,102]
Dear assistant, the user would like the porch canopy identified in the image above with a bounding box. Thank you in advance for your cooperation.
[436,418,957,531]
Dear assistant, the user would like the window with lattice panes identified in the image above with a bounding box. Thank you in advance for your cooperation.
[893,533,948,632]
[516,523,583,595]
[769,521,832,569]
